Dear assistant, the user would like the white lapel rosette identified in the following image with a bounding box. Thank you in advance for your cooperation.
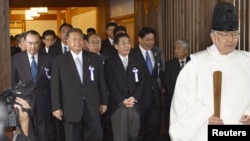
[88,65,95,81]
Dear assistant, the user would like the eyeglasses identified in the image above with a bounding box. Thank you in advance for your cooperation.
[88,41,101,45]
[214,31,240,40]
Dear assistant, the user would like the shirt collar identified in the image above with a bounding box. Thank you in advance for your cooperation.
[118,54,128,60]
[139,45,152,58]
[179,58,187,62]
[71,50,83,61]
[108,37,114,45]
[27,52,38,62]
[61,42,68,50]
[211,44,235,55]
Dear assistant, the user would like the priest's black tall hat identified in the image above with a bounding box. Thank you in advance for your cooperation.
[212,2,238,31]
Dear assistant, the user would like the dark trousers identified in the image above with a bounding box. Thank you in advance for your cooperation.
[111,106,139,141]
[31,110,55,141]
[64,102,103,141]
[51,117,65,141]
[101,112,113,141]
[138,107,161,141]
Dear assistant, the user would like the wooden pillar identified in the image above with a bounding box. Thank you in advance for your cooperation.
[97,0,110,39]
[65,8,72,24]
[56,10,62,35]
[0,0,11,91]
[134,0,160,48]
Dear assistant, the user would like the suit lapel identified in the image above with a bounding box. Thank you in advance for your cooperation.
[115,54,128,79]
[36,53,43,84]
[151,47,160,68]
[151,47,161,75]
[23,52,34,81]
[67,52,83,85]
[82,52,90,86]
[174,58,182,70]
[135,47,151,75]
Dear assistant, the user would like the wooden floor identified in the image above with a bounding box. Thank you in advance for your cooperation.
[5,127,14,140]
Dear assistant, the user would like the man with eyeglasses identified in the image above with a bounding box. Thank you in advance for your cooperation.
[87,33,109,63]
[169,2,250,141]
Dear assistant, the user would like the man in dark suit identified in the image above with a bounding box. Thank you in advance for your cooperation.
[11,30,54,141]
[86,33,108,63]
[105,33,144,141]
[163,39,190,141]
[131,26,165,141]
[86,33,110,140]
[51,28,108,141]
[10,34,21,56]
[40,30,57,53]
[47,23,73,141]
[48,23,73,58]
[100,22,118,58]
[16,33,27,52]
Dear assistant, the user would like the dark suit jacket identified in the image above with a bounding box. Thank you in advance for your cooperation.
[39,47,47,54]
[48,40,63,58]
[130,46,164,109]
[11,51,53,118]
[50,51,108,122]
[163,56,190,109]
[104,53,144,115]
[100,39,117,58]
[11,45,21,56]
[99,53,109,64]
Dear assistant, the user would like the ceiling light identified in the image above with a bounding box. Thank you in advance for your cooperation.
[25,10,33,20]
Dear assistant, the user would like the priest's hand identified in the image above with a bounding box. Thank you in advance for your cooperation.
[240,115,250,125]
[208,116,224,125]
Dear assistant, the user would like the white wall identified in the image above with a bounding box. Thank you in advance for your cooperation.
[110,0,134,18]
[71,10,97,34]
[25,20,57,36]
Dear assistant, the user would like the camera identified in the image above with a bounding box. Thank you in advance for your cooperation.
[0,80,34,127]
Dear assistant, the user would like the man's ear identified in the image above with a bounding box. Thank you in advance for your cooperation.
[114,44,118,50]
[210,32,216,44]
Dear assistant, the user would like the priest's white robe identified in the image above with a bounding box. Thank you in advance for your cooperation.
[169,44,250,141]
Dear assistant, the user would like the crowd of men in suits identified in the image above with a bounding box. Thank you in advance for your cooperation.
[9,21,190,141]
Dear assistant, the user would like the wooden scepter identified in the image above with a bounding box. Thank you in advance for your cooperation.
[213,71,222,118]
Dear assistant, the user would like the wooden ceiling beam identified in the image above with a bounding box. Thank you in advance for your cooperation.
[10,14,57,21]
[9,0,99,8]
[10,7,67,10]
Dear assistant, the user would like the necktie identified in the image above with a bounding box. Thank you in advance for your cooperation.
[146,51,153,74]
[180,61,185,69]
[64,46,67,54]
[75,56,83,83]
[122,57,128,71]
[31,56,37,82]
